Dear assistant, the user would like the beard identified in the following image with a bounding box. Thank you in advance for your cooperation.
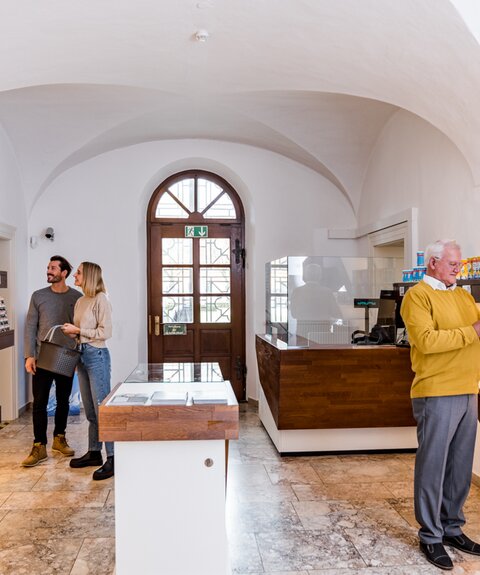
[47,273,62,284]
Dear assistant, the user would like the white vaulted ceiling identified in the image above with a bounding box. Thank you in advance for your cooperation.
[1,0,479,212]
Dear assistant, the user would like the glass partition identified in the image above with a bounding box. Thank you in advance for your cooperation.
[265,255,403,345]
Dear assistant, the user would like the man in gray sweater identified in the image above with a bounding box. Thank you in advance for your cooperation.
[22,255,81,467]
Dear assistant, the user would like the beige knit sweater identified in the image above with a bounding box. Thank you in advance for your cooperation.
[73,292,112,348]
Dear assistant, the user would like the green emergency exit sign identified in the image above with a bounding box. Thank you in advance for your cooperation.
[185,225,208,238]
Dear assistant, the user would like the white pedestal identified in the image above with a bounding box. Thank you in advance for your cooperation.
[115,439,230,575]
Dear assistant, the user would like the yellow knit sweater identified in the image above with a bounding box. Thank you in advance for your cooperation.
[400,281,480,398]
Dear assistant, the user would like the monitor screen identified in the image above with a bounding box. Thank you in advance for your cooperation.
[377,297,396,326]
[377,290,396,326]
[395,298,405,329]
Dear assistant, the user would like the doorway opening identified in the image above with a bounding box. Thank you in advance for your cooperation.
[146,170,246,400]
[368,222,407,279]
[0,229,17,421]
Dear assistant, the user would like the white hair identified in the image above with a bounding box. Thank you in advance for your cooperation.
[424,239,461,264]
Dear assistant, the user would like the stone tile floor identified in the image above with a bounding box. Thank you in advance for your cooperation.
[1,403,480,574]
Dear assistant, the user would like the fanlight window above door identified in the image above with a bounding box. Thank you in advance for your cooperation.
[155,177,236,219]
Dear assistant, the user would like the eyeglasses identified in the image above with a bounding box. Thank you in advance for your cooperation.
[434,257,461,270]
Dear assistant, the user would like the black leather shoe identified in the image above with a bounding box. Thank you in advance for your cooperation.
[92,456,114,481]
[443,534,480,556]
[419,542,453,570]
[69,451,103,469]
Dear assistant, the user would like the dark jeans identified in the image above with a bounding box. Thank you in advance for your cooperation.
[32,367,74,444]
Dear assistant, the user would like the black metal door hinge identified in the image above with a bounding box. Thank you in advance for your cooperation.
[235,356,247,381]
[233,239,245,268]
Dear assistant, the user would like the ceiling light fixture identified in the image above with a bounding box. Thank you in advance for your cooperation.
[195,29,210,42]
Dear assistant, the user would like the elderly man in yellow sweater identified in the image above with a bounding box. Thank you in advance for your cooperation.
[401,239,480,571]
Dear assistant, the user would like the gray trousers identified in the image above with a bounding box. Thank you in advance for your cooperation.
[412,394,478,544]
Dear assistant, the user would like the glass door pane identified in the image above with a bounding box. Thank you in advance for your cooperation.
[199,238,230,264]
[162,296,193,323]
[200,296,231,323]
[200,268,230,293]
[162,268,193,294]
[162,238,192,264]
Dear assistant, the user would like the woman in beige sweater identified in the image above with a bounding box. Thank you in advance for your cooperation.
[62,261,114,480]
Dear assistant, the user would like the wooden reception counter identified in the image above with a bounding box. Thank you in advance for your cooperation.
[256,334,417,454]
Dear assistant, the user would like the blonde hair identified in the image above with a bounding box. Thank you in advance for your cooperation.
[80,261,106,297]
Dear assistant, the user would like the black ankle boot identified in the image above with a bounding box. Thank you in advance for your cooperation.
[70,451,103,468]
[92,455,114,481]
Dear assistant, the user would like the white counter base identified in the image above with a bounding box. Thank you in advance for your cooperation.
[115,439,230,575]
[259,387,418,453]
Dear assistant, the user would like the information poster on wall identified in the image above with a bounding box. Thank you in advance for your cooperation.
[0,297,10,332]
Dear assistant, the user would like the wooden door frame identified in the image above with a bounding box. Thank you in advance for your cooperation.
[146,170,246,398]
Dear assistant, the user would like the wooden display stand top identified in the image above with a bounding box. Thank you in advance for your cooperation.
[99,379,239,443]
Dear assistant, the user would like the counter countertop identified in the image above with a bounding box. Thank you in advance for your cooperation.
[256,333,402,351]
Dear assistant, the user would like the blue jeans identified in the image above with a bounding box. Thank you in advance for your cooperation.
[77,344,114,457]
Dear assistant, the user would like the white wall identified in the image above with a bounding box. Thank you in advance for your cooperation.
[359,109,478,255]
[28,139,358,400]
[0,123,29,414]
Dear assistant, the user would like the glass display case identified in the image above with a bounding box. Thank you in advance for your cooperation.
[124,362,224,383]
[105,362,233,406]
[266,255,403,345]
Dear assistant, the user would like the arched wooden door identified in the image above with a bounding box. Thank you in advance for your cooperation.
[147,170,246,400]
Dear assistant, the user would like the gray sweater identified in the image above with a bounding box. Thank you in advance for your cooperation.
[24,286,82,358]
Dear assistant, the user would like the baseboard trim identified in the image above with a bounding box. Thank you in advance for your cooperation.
[472,473,480,488]
[18,402,31,416]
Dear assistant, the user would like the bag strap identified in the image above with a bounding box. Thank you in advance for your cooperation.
[43,325,63,342]
[43,324,79,351]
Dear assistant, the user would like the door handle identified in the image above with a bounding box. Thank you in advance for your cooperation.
[154,315,160,336]
[148,315,152,335]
